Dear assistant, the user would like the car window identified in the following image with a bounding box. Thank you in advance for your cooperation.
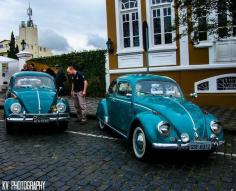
[117,82,132,97]
[14,76,55,89]
[108,80,117,94]
[136,80,182,98]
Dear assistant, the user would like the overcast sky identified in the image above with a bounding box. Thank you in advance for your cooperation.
[0,0,107,54]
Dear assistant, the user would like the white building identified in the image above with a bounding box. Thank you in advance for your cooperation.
[0,56,19,91]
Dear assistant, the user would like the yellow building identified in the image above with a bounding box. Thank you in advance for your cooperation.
[0,4,52,58]
[106,0,236,107]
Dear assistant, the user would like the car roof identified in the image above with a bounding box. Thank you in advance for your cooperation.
[117,74,176,83]
[12,71,53,79]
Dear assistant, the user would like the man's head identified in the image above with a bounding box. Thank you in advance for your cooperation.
[67,66,77,76]
[28,63,34,71]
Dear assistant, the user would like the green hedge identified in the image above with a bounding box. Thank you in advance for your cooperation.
[27,50,106,97]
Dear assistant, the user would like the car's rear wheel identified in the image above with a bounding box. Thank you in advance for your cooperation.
[98,120,106,130]
[132,126,151,160]
[58,121,68,132]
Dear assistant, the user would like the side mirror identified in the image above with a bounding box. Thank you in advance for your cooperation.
[190,92,198,99]
[126,93,132,98]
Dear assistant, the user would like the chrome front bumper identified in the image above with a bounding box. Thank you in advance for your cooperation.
[152,140,225,150]
[6,113,70,123]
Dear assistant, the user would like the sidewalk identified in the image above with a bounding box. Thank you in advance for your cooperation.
[66,96,100,118]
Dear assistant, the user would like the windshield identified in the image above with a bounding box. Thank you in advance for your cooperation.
[136,80,182,98]
[14,76,55,89]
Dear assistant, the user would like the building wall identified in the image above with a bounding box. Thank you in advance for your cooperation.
[106,0,236,108]
[17,25,52,58]
[18,26,38,46]
[0,26,52,58]
[106,0,118,70]
[110,68,236,107]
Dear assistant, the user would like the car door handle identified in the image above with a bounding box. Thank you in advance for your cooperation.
[111,98,116,102]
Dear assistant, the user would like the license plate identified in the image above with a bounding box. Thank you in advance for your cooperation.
[189,142,212,151]
[33,117,49,123]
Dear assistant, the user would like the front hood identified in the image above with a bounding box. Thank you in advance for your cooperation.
[135,96,207,139]
[13,88,57,114]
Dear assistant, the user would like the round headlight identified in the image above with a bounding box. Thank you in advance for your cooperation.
[210,121,222,134]
[10,103,22,114]
[181,133,190,143]
[157,121,170,136]
[56,103,66,113]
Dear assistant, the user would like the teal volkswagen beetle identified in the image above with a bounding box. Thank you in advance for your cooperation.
[4,72,70,133]
[97,74,224,160]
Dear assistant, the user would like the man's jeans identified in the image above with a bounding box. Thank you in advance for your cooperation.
[73,91,87,121]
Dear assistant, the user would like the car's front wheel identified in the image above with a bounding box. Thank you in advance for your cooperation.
[132,126,151,160]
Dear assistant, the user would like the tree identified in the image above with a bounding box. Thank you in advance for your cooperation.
[175,0,236,43]
[7,32,18,59]
[15,45,19,55]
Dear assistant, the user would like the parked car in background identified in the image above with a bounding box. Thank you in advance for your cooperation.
[97,74,224,160]
[4,72,70,133]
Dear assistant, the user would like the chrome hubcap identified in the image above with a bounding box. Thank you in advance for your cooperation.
[136,133,144,150]
[133,127,146,158]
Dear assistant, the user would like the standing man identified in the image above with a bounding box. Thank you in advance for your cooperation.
[55,64,67,95]
[67,66,87,124]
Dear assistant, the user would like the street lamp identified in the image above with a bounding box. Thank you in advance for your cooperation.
[106,38,114,54]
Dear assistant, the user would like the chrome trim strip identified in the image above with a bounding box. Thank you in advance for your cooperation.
[133,103,152,111]
[171,99,196,131]
[36,88,41,114]
[152,140,225,150]
[98,118,127,138]
[6,116,70,122]
[113,98,131,104]
[9,113,69,117]
[152,143,178,149]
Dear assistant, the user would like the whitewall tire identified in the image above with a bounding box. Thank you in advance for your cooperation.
[132,126,150,160]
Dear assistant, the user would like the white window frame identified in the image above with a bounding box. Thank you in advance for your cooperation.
[146,0,176,51]
[115,0,143,55]
[195,73,236,93]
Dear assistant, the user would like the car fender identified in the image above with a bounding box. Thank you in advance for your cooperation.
[96,99,108,122]
[4,98,21,117]
[205,113,224,141]
[129,111,178,144]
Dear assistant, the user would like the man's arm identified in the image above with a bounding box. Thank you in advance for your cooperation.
[82,80,88,96]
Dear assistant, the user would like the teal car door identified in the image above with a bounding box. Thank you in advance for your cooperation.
[111,81,133,134]
[107,80,118,126]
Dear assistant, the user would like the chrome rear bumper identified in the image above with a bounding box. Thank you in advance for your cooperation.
[6,113,70,123]
[152,140,225,150]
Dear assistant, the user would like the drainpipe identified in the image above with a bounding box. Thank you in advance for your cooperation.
[143,21,149,73]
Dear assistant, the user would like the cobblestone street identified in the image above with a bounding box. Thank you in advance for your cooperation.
[0,118,236,191]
